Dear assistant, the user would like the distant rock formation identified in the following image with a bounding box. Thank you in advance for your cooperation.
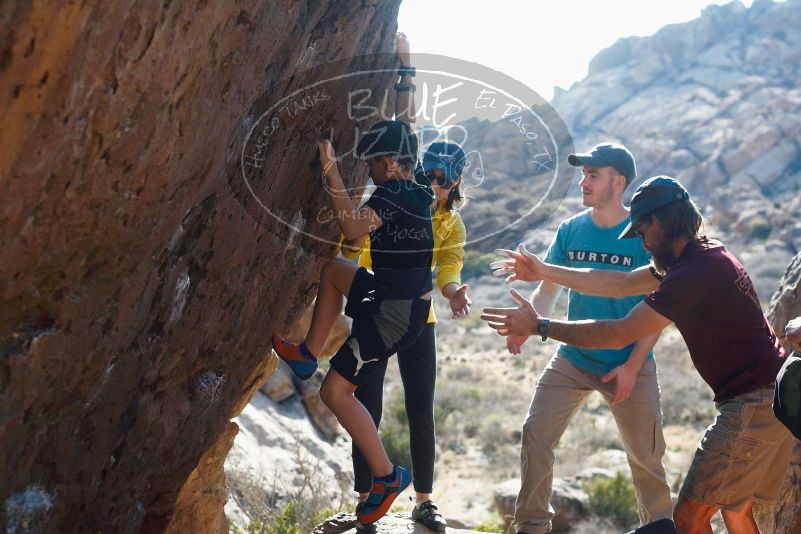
[757,252,801,534]
[0,1,401,532]
[452,0,799,294]
[552,0,801,256]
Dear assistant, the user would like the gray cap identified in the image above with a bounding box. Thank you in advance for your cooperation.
[568,143,636,184]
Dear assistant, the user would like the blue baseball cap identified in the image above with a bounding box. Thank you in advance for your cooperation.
[422,141,466,183]
[619,176,691,239]
[568,143,636,184]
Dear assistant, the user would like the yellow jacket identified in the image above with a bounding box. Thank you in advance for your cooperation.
[340,204,466,323]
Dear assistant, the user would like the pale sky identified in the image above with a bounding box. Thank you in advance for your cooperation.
[398,0,757,100]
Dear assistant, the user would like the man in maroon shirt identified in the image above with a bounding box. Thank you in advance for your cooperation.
[484,176,792,534]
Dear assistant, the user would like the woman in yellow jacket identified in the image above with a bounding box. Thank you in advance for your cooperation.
[342,141,471,531]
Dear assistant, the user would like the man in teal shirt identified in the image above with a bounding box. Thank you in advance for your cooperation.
[506,144,673,534]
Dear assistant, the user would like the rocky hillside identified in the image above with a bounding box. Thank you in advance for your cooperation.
[454,0,800,297]
[0,2,401,532]
[550,0,801,288]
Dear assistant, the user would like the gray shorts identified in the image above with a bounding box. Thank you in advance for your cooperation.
[679,385,794,512]
[329,267,430,386]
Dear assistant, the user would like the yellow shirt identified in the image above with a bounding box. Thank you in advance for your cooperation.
[340,204,466,323]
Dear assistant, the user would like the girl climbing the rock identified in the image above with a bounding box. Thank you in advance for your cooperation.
[338,32,469,532]
[272,115,435,525]
[341,137,469,532]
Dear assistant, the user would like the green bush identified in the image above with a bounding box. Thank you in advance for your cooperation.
[382,427,412,469]
[583,473,639,528]
[230,503,341,534]
[473,517,505,532]
[381,388,413,468]
[747,217,771,240]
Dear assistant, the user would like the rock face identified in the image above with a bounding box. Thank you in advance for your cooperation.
[757,252,801,534]
[0,1,401,532]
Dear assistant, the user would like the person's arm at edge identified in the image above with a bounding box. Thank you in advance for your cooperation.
[340,235,366,258]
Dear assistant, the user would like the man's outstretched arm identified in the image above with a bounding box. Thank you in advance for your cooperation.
[507,280,563,355]
[491,244,660,298]
[481,289,671,350]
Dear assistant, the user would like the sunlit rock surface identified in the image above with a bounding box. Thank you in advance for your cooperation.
[0,1,401,531]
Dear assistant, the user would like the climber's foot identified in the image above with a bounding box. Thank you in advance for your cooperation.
[357,465,411,525]
[271,335,317,380]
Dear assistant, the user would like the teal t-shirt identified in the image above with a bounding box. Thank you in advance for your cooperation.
[544,209,653,375]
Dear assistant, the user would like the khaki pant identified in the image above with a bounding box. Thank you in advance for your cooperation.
[515,354,673,533]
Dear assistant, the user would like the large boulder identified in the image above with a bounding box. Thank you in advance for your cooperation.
[0,1,401,531]
[756,252,801,534]
[493,477,588,533]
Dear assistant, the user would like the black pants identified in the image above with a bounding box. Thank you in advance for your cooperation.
[352,322,437,493]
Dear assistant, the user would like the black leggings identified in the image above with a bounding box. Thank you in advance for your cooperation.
[352,322,437,493]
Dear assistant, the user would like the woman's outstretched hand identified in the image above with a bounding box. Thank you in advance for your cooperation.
[490,244,546,283]
[448,283,472,319]
[396,32,411,67]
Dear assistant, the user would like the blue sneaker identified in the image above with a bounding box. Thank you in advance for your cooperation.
[357,465,411,524]
[271,335,317,380]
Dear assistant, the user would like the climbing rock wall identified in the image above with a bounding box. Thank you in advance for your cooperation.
[0,1,400,532]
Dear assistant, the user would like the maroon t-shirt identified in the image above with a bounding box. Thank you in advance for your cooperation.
[645,237,785,402]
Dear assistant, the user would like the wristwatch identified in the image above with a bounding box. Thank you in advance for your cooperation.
[537,318,551,341]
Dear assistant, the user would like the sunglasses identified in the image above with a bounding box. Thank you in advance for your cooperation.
[427,171,457,189]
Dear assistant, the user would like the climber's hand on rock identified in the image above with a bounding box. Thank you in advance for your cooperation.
[396,32,411,67]
[317,139,338,176]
